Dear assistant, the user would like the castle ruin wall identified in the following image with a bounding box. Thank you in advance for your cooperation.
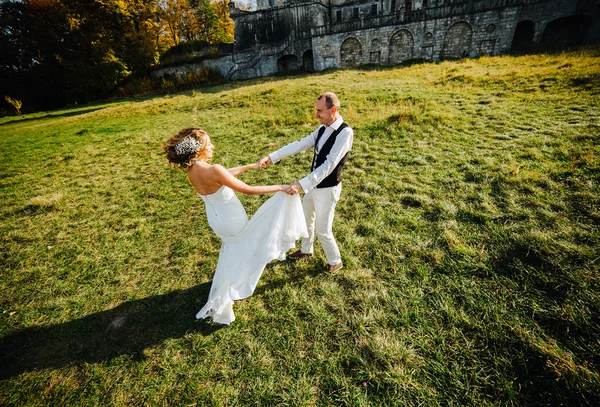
[151,0,599,83]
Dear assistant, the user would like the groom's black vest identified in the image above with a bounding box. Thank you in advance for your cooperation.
[311,122,350,189]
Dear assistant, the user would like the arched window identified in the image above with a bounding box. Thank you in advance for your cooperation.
[541,15,593,47]
[340,38,363,67]
[302,50,314,72]
[277,55,299,72]
[441,21,473,59]
[511,20,535,51]
[389,29,414,63]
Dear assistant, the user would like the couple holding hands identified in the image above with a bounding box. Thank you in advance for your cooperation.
[164,92,353,325]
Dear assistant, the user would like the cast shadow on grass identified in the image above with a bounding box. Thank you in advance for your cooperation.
[0,106,106,127]
[0,282,222,380]
[253,259,324,297]
[473,243,600,403]
[0,261,324,380]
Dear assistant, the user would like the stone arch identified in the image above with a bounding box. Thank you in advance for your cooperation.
[277,54,299,72]
[441,21,473,59]
[512,20,535,51]
[340,37,363,68]
[389,29,414,63]
[541,15,593,47]
[302,50,314,72]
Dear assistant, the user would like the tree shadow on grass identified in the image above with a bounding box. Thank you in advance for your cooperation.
[0,282,222,380]
[469,242,600,404]
[457,322,600,406]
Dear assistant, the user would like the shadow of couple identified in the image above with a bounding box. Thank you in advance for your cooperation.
[0,282,218,380]
[1,261,321,380]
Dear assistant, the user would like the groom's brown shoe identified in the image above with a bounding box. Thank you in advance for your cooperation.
[288,250,312,260]
[323,262,343,273]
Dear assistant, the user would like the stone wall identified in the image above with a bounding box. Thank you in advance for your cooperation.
[151,0,599,82]
[311,6,526,69]
[233,2,327,51]
[152,49,279,82]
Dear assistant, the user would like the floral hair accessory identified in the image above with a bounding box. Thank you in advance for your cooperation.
[174,136,203,156]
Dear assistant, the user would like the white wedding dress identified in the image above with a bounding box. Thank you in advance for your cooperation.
[196,185,308,325]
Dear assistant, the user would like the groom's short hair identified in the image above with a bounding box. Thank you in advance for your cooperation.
[318,92,340,110]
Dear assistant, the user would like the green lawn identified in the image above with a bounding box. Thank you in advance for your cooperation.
[1,47,599,406]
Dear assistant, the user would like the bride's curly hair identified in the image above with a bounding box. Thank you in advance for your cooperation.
[164,128,211,169]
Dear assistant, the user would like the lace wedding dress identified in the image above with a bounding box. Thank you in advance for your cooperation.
[196,185,307,324]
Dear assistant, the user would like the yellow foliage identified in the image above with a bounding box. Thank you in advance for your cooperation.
[4,96,23,115]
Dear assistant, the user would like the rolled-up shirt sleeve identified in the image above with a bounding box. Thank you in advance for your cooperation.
[298,126,353,192]
[268,128,320,164]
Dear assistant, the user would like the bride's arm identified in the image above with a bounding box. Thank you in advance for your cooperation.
[227,162,259,177]
[213,165,286,195]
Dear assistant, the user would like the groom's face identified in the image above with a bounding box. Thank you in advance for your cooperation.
[315,98,336,126]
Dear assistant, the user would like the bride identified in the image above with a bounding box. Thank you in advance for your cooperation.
[164,128,307,325]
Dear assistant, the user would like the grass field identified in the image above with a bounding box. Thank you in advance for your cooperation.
[1,47,599,406]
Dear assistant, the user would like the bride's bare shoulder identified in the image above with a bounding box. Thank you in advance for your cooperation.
[189,162,227,180]
[188,163,223,194]
[207,164,229,176]
[189,162,214,171]
[187,162,209,177]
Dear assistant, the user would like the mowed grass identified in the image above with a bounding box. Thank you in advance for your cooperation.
[1,47,599,406]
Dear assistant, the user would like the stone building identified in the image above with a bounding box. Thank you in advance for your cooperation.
[154,0,600,81]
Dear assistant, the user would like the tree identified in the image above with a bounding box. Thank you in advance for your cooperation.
[157,0,233,46]
[158,0,196,45]
[210,0,233,43]
[1,0,72,109]
[4,96,22,115]
[0,0,234,112]
[118,0,162,73]
[1,0,162,110]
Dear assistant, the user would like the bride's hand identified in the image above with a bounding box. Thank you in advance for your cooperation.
[285,181,302,195]
[280,184,291,194]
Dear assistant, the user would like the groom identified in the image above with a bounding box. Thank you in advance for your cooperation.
[258,92,353,272]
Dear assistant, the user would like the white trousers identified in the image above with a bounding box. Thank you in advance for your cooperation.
[301,183,342,265]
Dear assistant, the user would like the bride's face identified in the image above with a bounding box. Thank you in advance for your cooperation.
[203,137,214,160]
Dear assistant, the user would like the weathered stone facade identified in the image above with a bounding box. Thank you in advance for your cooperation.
[152,0,599,81]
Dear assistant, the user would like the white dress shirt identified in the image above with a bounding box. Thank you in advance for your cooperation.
[268,116,354,192]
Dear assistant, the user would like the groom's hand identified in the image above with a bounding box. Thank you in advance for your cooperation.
[285,181,303,195]
[257,156,272,168]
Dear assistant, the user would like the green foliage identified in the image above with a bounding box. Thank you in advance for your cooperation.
[158,0,234,47]
[0,0,159,109]
[158,40,229,67]
[0,0,233,111]
[161,39,211,61]
[120,76,155,95]
[121,67,223,96]
[0,48,599,406]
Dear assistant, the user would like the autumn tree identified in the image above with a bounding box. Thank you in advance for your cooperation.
[0,0,235,111]
[158,0,233,46]
[210,0,233,43]
[1,0,162,109]
[158,0,197,46]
